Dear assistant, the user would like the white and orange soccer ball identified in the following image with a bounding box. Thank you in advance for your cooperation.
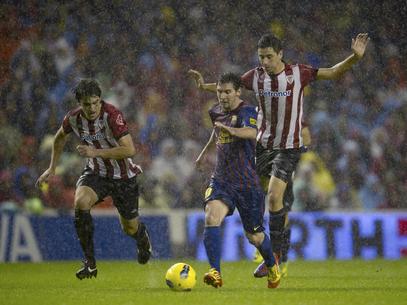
[165,263,197,291]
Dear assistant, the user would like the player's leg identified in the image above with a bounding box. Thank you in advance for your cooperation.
[253,175,286,287]
[258,150,300,285]
[253,174,294,278]
[252,180,289,278]
[267,150,300,258]
[254,178,288,262]
[267,176,288,258]
[119,216,152,264]
[280,175,293,277]
[73,182,99,280]
[255,146,285,256]
[246,231,280,288]
[252,175,269,264]
[281,179,293,276]
[241,188,280,288]
[246,232,273,266]
[279,143,308,276]
[203,199,229,288]
[113,176,152,264]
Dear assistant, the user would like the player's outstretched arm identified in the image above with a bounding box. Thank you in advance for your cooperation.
[214,122,257,140]
[35,127,68,187]
[317,33,370,80]
[188,69,217,93]
[76,134,135,160]
[195,129,216,171]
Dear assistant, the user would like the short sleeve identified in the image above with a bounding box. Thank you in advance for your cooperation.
[240,69,255,91]
[299,64,318,86]
[62,114,73,134]
[108,109,129,139]
[240,106,258,129]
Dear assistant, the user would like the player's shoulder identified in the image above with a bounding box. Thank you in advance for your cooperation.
[242,66,265,77]
[234,102,257,121]
[290,62,316,70]
[102,101,129,129]
[101,100,121,114]
[238,101,256,113]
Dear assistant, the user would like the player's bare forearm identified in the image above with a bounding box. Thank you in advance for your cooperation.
[317,54,359,80]
[37,128,67,187]
[201,83,217,93]
[196,129,215,166]
[188,69,217,93]
[197,130,216,159]
[77,134,135,159]
[215,122,256,139]
[228,126,257,139]
[49,127,68,170]
[91,146,135,159]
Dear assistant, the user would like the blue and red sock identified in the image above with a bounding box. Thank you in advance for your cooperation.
[256,233,276,267]
[203,226,221,273]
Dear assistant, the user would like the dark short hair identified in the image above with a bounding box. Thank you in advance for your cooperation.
[72,79,102,102]
[217,72,242,91]
[257,33,283,52]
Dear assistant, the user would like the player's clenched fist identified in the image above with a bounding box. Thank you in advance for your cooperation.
[76,145,96,158]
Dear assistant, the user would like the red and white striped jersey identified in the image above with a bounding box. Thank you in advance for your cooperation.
[241,64,317,150]
[62,101,142,179]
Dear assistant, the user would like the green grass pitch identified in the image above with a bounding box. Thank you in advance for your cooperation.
[1,259,406,305]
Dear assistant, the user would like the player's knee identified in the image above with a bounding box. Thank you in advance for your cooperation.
[205,212,222,226]
[205,207,223,226]
[267,190,283,206]
[266,189,278,202]
[204,201,228,226]
[74,196,93,210]
[75,186,98,210]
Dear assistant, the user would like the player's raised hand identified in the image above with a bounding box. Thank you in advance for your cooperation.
[188,69,204,89]
[352,33,369,59]
[35,168,55,188]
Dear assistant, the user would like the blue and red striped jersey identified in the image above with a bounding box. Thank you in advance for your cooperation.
[209,101,261,190]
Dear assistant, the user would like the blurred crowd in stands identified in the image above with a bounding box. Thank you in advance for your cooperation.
[0,0,406,213]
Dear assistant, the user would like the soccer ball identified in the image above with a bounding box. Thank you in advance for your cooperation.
[165,263,197,291]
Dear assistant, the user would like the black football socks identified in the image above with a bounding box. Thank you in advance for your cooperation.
[74,209,95,267]
[269,209,286,257]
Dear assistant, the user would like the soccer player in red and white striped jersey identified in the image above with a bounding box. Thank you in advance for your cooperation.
[189,32,369,282]
[36,79,152,279]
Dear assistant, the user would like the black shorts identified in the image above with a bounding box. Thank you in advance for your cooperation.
[76,173,140,220]
[256,144,301,183]
[256,145,301,211]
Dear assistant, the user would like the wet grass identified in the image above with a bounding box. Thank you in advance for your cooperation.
[0,259,406,305]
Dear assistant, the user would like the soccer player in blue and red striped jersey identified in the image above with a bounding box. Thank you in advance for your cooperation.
[195,72,280,289]
[36,79,151,279]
